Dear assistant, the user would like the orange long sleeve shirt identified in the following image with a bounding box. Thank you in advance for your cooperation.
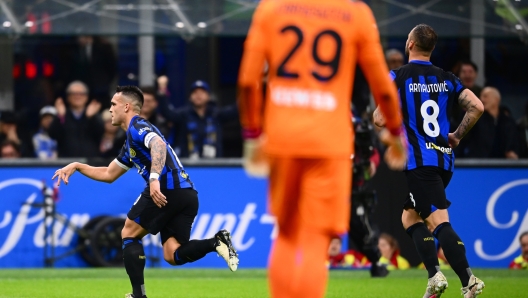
[238,0,402,158]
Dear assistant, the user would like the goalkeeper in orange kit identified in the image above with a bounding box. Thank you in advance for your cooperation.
[238,1,407,297]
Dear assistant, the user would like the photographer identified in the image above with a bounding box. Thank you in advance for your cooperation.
[348,113,388,277]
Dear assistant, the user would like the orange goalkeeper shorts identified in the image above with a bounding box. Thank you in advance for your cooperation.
[268,156,351,234]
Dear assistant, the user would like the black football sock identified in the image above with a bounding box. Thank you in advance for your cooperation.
[433,222,472,287]
[173,238,217,265]
[406,222,440,278]
[122,238,146,298]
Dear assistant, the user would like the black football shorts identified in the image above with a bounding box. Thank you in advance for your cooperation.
[127,187,198,244]
[403,166,453,220]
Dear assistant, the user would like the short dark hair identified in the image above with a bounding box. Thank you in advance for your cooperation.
[139,86,157,98]
[460,60,478,73]
[411,24,438,53]
[520,231,528,242]
[115,85,144,112]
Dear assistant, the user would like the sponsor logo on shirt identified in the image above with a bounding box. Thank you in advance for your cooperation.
[425,142,452,154]
[138,127,151,135]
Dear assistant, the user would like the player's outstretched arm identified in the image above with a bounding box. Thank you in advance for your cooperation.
[148,136,167,208]
[449,89,484,148]
[52,161,127,186]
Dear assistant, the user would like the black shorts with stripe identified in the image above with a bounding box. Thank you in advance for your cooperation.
[127,187,198,244]
[403,166,452,220]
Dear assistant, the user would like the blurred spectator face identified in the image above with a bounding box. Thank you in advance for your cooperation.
[0,121,16,135]
[378,234,398,260]
[1,143,20,158]
[141,93,158,118]
[480,87,500,113]
[459,64,477,88]
[67,82,89,110]
[386,51,404,70]
[521,234,528,260]
[40,114,54,131]
[328,238,342,257]
[78,35,94,46]
[102,110,118,134]
[190,88,210,108]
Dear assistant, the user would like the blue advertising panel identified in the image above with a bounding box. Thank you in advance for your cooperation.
[0,166,526,268]
[447,168,528,268]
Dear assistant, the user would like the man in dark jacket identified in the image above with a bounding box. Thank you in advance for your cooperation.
[49,81,104,157]
[462,87,519,159]
[158,77,238,158]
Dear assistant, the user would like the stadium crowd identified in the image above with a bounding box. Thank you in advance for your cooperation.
[1,47,527,160]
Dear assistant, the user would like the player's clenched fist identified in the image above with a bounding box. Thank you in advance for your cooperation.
[379,129,407,171]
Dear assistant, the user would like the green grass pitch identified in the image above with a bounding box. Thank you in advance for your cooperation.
[0,268,526,297]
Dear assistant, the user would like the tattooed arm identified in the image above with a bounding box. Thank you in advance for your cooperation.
[150,136,167,176]
[149,135,167,208]
[449,89,484,148]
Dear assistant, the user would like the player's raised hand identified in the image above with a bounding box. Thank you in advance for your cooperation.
[448,133,461,149]
[149,179,167,208]
[52,162,78,186]
[379,129,407,171]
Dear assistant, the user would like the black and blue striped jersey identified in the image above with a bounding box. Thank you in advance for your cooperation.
[391,60,466,172]
[114,115,194,189]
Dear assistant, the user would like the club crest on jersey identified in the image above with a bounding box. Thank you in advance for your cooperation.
[129,148,136,157]
[180,171,189,179]
[138,127,151,135]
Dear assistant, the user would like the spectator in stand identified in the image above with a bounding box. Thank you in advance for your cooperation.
[0,111,32,157]
[157,76,238,159]
[139,86,170,138]
[49,81,104,158]
[33,106,58,160]
[327,237,369,269]
[386,49,405,70]
[378,233,410,270]
[1,140,21,159]
[462,87,519,159]
[457,61,483,97]
[510,231,528,269]
[452,60,484,130]
[517,103,528,158]
[0,111,21,147]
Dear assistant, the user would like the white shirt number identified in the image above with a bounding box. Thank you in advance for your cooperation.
[420,100,440,137]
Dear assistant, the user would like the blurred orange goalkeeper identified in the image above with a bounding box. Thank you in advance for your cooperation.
[238,1,406,297]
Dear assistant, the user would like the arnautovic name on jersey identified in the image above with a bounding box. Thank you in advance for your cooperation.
[409,82,448,93]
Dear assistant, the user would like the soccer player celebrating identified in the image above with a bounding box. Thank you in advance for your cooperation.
[53,86,239,298]
[238,1,406,297]
[374,24,485,298]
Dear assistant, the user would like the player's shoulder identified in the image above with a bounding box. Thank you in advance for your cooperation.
[129,116,153,134]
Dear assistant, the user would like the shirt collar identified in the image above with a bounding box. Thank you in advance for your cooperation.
[409,60,432,65]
